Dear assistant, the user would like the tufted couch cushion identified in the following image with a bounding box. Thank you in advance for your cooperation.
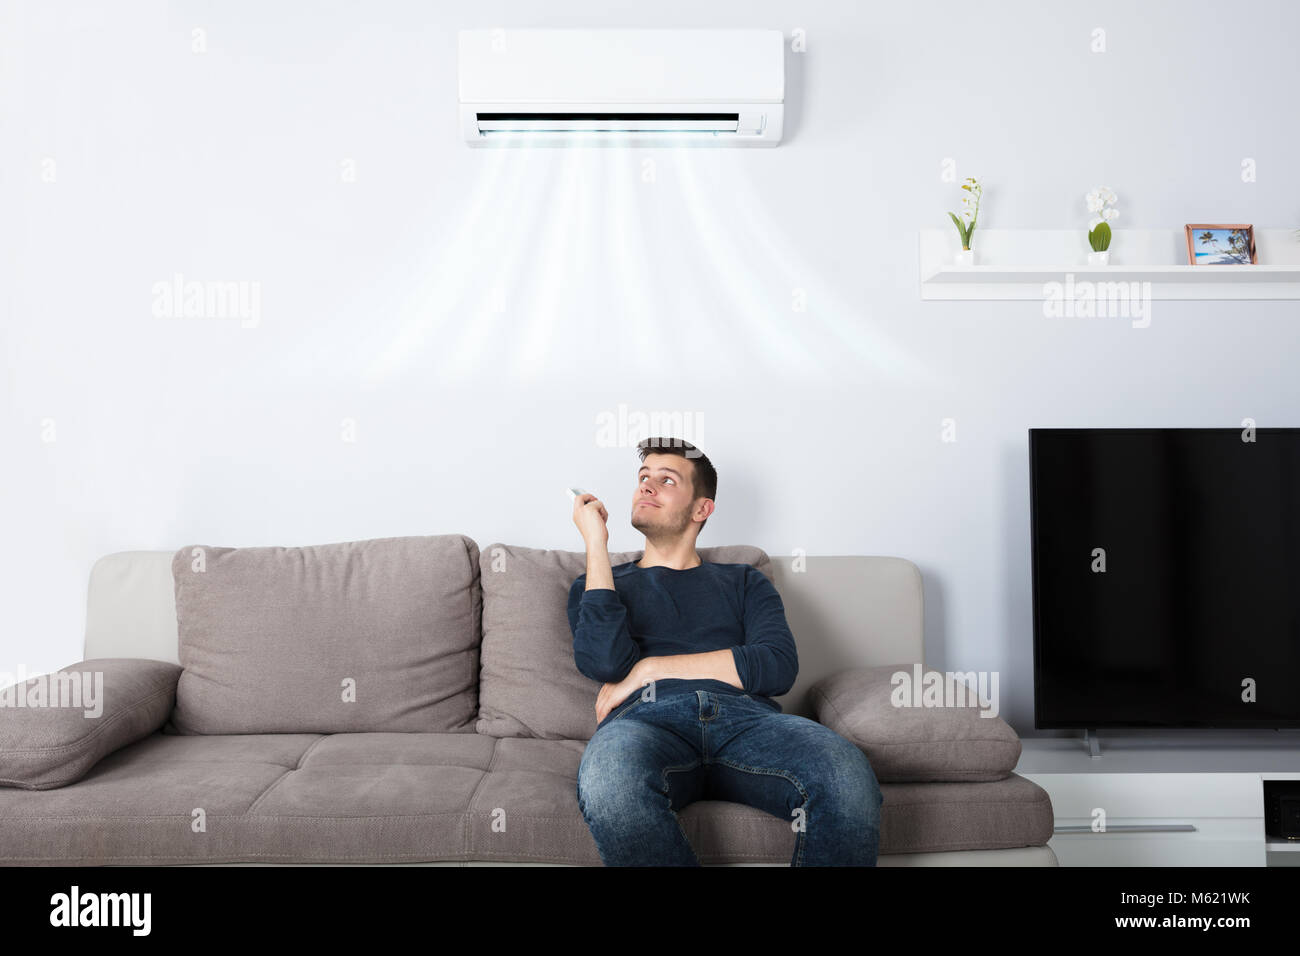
[0,730,1054,863]
[475,543,773,740]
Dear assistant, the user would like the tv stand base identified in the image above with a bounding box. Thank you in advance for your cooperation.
[1083,728,1102,757]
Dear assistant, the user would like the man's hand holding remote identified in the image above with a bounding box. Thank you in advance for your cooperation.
[571,490,626,717]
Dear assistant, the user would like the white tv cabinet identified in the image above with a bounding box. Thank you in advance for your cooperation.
[1015,734,1300,866]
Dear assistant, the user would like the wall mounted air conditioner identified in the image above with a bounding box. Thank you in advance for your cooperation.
[458,29,785,147]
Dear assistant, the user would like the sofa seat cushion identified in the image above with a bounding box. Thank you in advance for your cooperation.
[475,543,774,741]
[170,535,481,735]
[0,731,1053,864]
[875,775,1053,854]
[665,774,1053,862]
[0,732,323,864]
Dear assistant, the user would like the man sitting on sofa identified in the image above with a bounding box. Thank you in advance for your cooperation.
[569,436,883,866]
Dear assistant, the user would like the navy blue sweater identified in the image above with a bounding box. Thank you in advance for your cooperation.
[567,559,799,711]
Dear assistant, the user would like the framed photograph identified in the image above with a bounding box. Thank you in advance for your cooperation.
[1185,224,1256,265]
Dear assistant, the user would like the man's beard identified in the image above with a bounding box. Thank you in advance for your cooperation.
[632,504,692,544]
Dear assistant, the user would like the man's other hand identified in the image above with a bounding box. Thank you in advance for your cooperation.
[595,665,650,723]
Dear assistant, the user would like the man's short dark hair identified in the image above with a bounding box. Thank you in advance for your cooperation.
[636,437,717,529]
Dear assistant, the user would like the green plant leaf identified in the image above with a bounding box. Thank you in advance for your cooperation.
[949,212,969,245]
[1089,221,1111,252]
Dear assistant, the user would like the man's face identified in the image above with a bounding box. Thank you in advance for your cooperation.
[631,453,700,538]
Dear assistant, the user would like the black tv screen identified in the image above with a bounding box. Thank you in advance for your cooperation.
[1030,428,1300,729]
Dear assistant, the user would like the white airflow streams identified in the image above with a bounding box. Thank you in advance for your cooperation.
[457,29,785,147]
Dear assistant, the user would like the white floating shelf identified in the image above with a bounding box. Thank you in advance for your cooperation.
[919,229,1300,300]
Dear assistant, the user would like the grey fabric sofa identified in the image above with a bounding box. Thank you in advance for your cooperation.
[0,535,1056,865]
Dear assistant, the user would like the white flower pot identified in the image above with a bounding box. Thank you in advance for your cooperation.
[954,249,975,266]
[1088,250,1110,266]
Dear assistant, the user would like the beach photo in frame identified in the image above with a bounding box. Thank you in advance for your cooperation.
[1185,224,1257,264]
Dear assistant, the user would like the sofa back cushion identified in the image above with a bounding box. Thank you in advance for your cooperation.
[475,543,773,740]
[169,535,480,735]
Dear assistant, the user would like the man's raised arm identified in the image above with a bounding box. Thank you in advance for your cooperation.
[569,494,639,683]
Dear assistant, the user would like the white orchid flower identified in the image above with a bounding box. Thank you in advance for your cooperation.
[1103,207,1118,221]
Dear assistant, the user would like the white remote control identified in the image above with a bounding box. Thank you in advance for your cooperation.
[566,487,587,500]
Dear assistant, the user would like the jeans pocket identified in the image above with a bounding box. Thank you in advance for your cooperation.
[609,693,645,723]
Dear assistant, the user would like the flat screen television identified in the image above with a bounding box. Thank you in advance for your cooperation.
[1030,428,1300,729]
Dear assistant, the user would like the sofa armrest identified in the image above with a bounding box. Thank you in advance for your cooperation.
[0,658,182,790]
[808,663,1021,783]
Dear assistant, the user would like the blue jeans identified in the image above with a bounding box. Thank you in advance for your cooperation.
[576,686,884,866]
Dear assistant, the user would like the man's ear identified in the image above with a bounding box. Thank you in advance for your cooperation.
[694,498,715,522]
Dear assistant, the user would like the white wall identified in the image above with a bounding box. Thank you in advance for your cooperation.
[3,0,1298,736]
